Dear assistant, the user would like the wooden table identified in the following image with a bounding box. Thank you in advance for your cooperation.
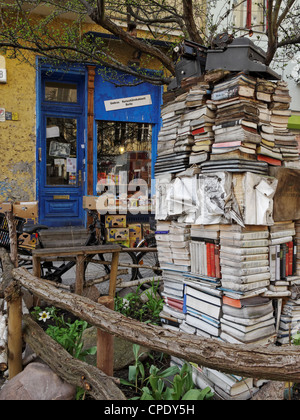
[31,245,121,297]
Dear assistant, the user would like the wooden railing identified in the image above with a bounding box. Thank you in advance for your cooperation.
[2,248,300,399]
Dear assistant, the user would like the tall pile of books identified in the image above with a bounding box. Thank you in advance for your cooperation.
[155,83,212,175]
[160,267,186,332]
[210,73,261,160]
[217,225,277,344]
[169,222,191,272]
[182,280,222,338]
[267,222,296,296]
[271,82,299,163]
[157,222,191,331]
[155,64,300,399]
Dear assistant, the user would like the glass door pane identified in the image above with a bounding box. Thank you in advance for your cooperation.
[46,117,77,186]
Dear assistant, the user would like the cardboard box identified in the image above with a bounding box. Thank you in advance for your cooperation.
[13,201,38,218]
[269,167,300,222]
[83,196,98,210]
[106,228,129,242]
[129,223,142,247]
[105,215,127,228]
[0,202,13,213]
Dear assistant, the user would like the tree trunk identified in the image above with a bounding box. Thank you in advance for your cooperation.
[0,248,15,296]
[13,267,300,383]
[22,314,126,400]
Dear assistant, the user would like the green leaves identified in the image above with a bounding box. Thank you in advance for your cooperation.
[114,280,163,324]
[31,306,95,362]
[121,344,214,401]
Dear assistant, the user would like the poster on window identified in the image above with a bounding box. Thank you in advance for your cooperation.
[49,141,71,158]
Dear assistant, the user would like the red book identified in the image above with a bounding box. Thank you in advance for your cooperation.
[210,243,216,277]
[213,140,243,148]
[285,244,290,277]
[214,243,221,279]
[192,127,207,135]
[288,241,293,276]
[257,154,282,166]
[164,297,183,311]
[206,242,212,276]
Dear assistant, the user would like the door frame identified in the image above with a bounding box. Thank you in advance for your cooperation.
[36,61,87,227]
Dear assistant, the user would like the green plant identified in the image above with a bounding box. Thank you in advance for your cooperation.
[115,280,164,324]
[292,331,300,345]
[46,319,97,361]
[31,306,97,362]
[120,344,214,401]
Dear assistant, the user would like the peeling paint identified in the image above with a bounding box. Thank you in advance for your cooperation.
[0,56,36,202]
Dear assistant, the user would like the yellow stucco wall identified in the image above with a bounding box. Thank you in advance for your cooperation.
[0,17,171,203]
[0,55,36,201]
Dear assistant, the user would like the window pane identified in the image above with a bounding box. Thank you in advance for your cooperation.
[96,121,152,192]
[45,82,77,103]
[46,117,77,186]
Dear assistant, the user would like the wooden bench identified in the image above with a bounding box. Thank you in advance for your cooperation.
[32,245,121,297]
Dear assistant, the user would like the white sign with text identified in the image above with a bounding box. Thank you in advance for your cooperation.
[104,94,152,111]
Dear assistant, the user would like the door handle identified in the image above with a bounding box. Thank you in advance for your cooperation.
[38,148,42,162]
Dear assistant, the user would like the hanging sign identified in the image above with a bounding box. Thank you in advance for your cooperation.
[104,94,152,111]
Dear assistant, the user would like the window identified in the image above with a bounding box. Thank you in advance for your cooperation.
[233,0,266,32]
[46,117,77,186]
[96,121,152,194]
[45,82,78,103]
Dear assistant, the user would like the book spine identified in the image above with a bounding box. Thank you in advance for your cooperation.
[293,239,297,276]
[206,242,212,277]
[280,244,286,280]
[215,243,221,279]
[275,244,281,281]
[286,243,290,277]
[288,241,293,276]
[210,243,216,278]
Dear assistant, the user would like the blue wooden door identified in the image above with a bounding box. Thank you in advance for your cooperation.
[38,71,86,227]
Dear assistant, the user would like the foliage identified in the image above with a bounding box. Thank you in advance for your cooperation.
[115,280,164,324]
[120,344,214,401]
[31,306,97,361]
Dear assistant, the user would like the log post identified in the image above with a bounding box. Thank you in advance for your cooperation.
[108,251,120,298]
[4,281,23,379]
[32,255,41,306]
[97,296,114,376]
[4,210,18,268]
[75,254,85,296]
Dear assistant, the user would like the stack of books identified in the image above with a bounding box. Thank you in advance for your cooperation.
[210,72,261,161]
[257,123,283,167]
[219,225,271,297]
[266,222,296,297]
[189,224,221,280]
[155,222,173,267]
[160,268,186,331]
[189,105,216,164]
[277,295,300,344]
[169,222,191,272]
[156,92,191,175]
[271,81,299,163]
[220,294,276,345]
[182,279,222,338]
